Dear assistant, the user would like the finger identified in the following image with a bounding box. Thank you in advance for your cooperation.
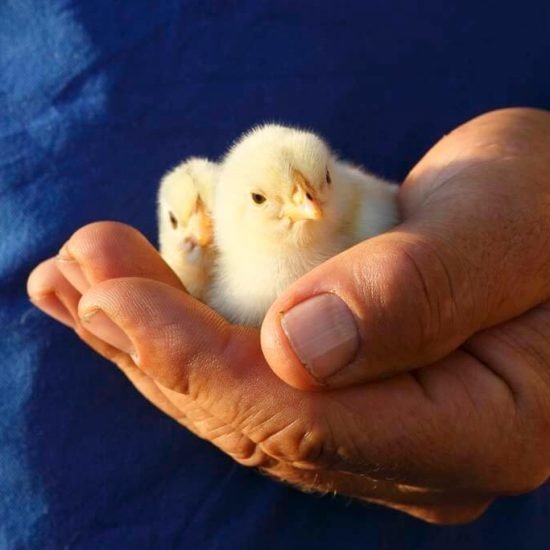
[28,221,183,327]
[27,224,242,457]
[77,311,256,459]
[76,276,303,465]
[461,301,550,490]
[27,221,185,348]
[55,221,184,293]
[361,495,492,525]
[267,463,492,525]
[77,277,288,416]
[75,277,534,493]
[261,107,550,389]
[40,257,492,526]
[27,258,81,327]
[27,256,192,423]
[146,366,494,525]
[154,383,277,468]
[77,277,363,469]
[138,375,493,525]
[34,259,491,523]
[27,223,204,431]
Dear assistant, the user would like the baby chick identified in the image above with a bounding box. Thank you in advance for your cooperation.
[207,124,398,327]
[157,157,218,300]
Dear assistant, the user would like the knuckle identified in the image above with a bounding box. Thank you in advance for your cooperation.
[230,447,278,469]
[184,405,279,469]
[260,430,323,466]
[257,419,329,466]
[207,400,331,468]
[375,238,465,355]
[215,431,277,469]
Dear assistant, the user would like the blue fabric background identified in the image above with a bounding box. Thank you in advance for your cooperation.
[1,1,549,548]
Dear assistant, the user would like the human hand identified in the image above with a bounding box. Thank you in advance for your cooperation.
[28,108,550,524]
[263,107,550,390]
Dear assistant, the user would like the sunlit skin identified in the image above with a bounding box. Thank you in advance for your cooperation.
[28,109,550,524]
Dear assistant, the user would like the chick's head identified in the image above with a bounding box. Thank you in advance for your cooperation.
[158,158,216,254]
[216,125,339,249]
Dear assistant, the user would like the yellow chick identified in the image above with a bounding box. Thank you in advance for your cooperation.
[207,124,398,327]
[157,157,218,300]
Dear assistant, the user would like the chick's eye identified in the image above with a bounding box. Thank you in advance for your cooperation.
[169,211,178,228]
[326,169,331,185]
[251,193,266,205]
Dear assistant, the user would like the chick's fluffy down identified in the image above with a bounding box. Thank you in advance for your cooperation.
[206,124,398,327]
[158,157,218,299]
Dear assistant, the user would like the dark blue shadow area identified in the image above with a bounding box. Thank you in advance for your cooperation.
[1,1,549,548]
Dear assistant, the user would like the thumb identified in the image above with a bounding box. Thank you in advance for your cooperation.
[261,229,483,390]
[261,108,550,390]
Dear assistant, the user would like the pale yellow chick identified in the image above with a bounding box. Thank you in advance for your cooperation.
[207,124,399,327]
[157,157,218,300]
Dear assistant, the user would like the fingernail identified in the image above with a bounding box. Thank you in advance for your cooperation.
[81,308,138,361]
[281,294,359,381]
[55,246,90,293]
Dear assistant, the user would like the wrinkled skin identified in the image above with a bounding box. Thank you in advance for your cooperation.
[28,108,550,524]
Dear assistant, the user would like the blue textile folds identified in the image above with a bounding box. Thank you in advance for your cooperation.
[1,1,549,548]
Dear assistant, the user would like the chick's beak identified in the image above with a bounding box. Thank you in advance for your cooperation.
[284,184,323,222]
[297,195,322,221]
[186,198,212,248]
